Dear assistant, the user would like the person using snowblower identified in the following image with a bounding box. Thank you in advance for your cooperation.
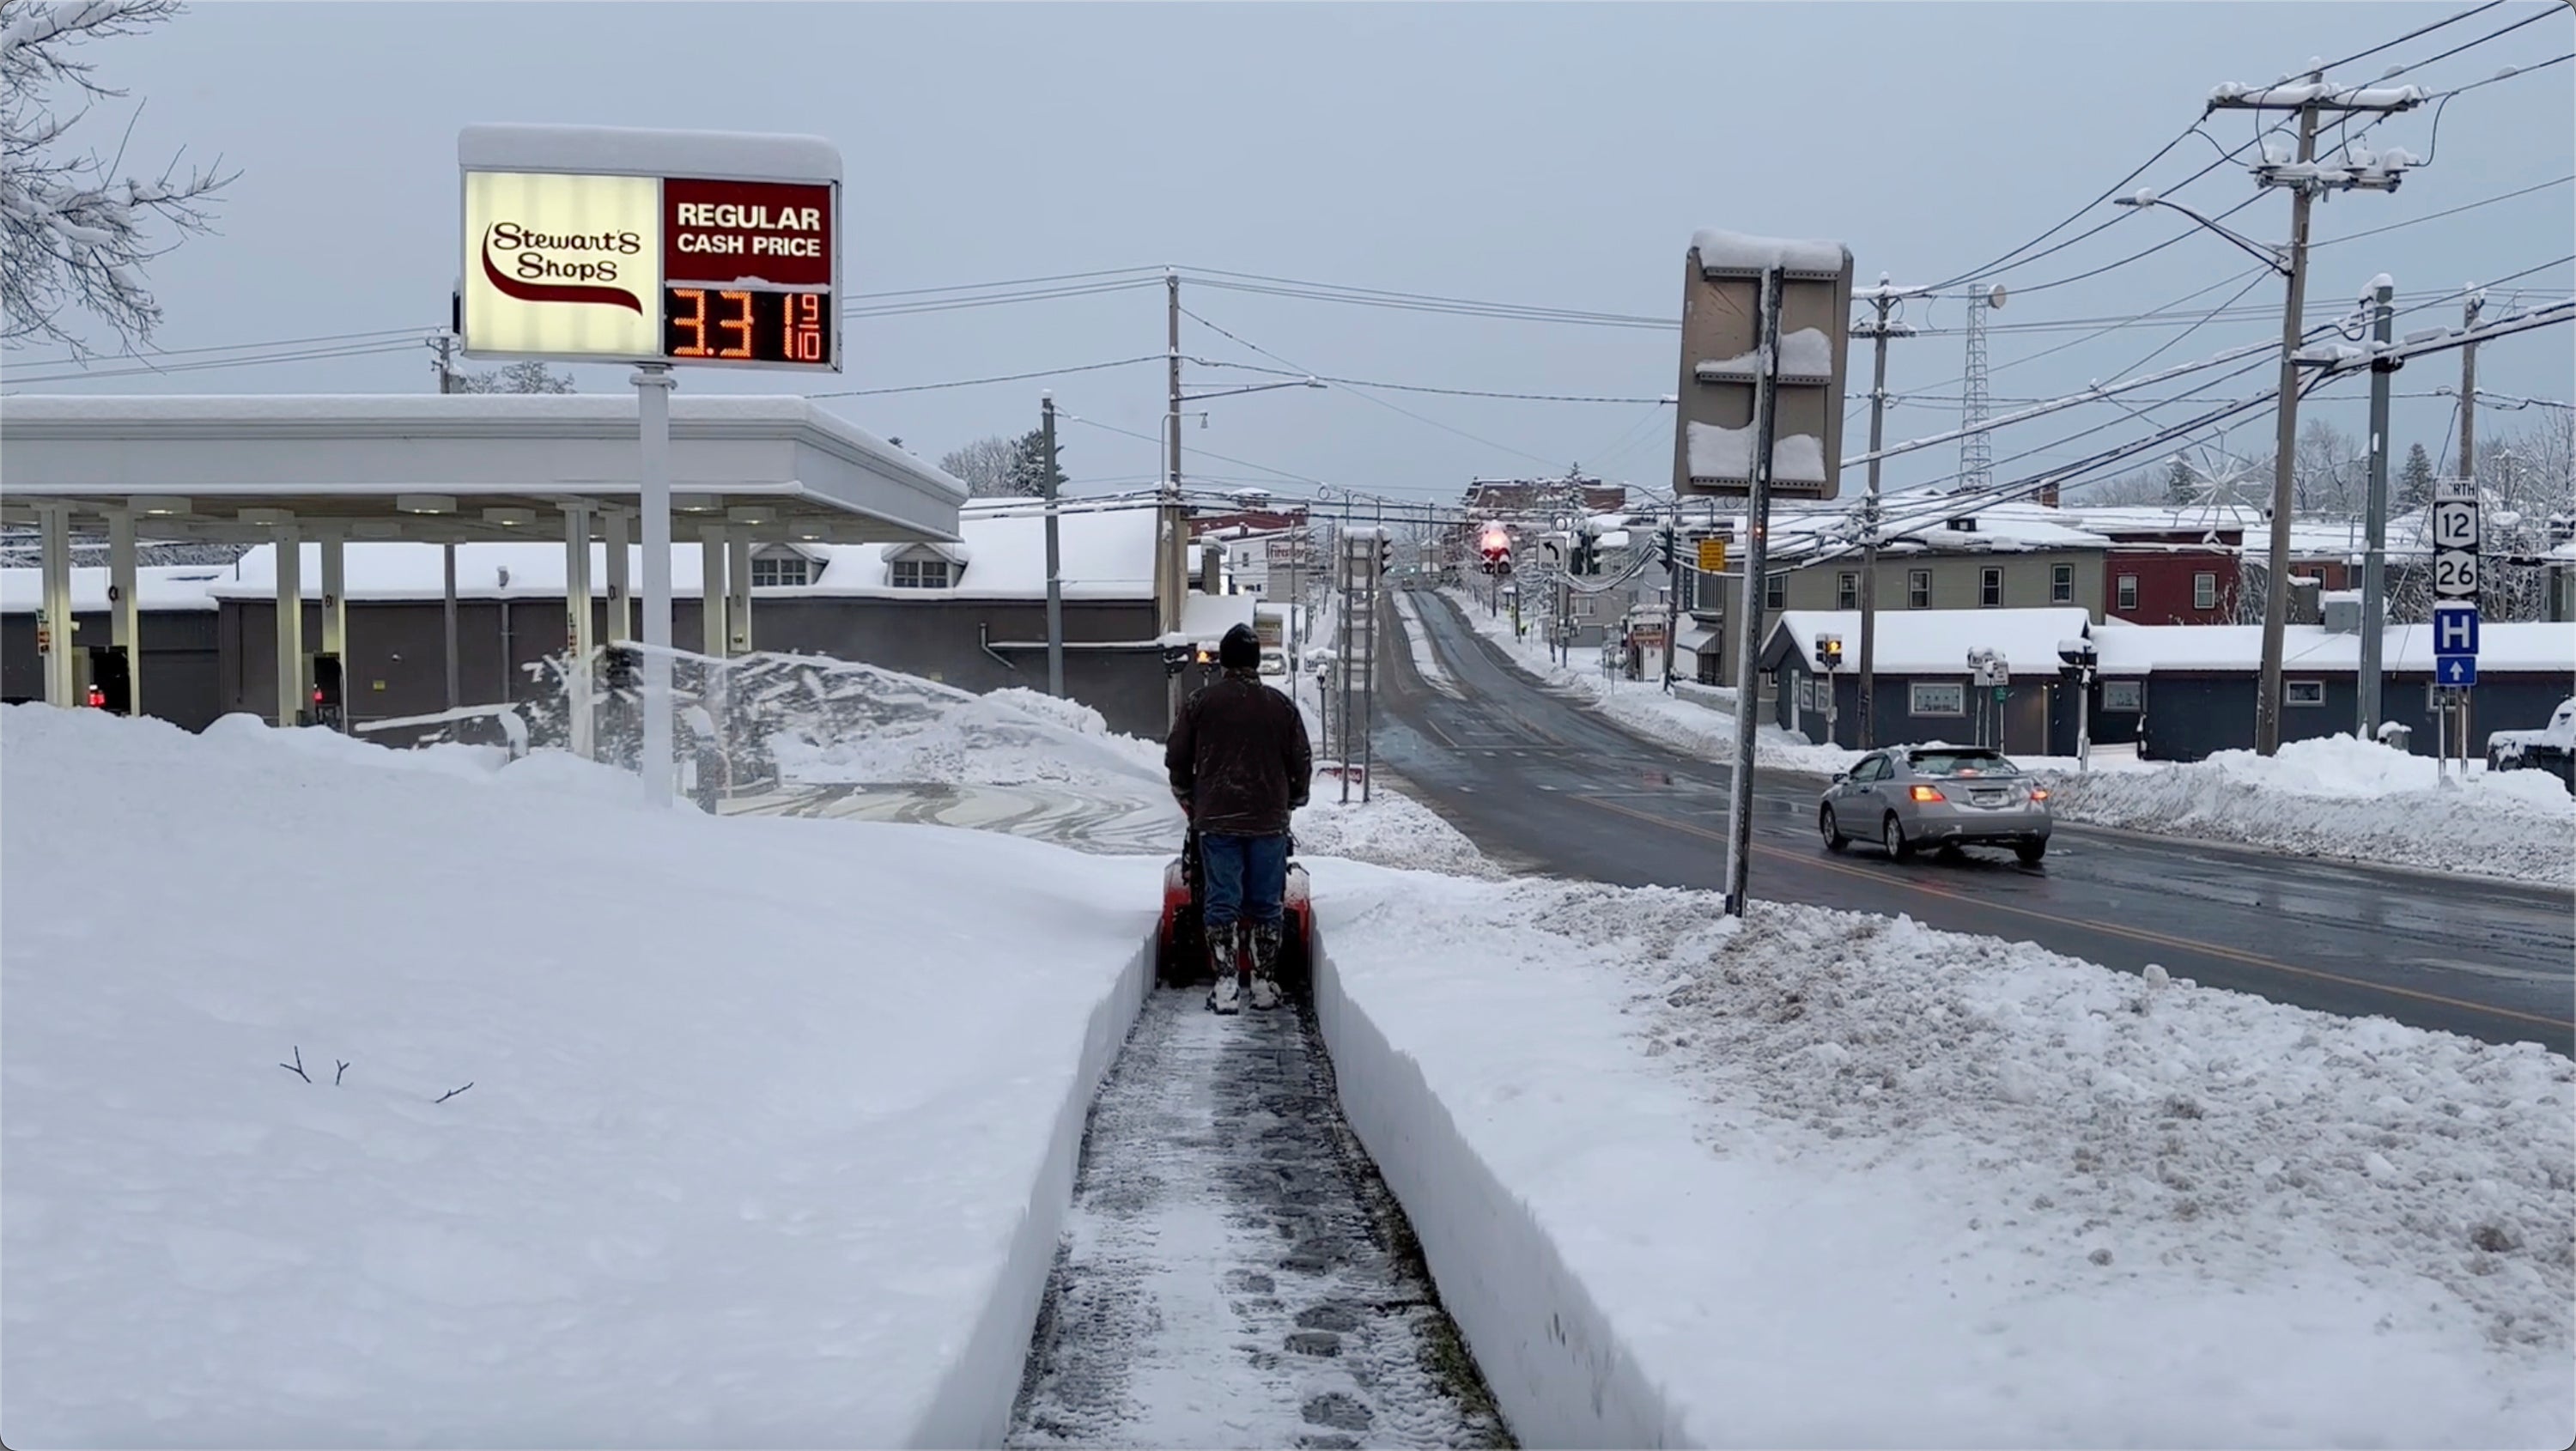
[1166,622,1311,1013]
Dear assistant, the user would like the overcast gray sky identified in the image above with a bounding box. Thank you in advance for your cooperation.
[6,1,2570,504]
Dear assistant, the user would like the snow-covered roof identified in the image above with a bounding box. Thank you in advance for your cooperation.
[2091,621,2576,677]
[199,503,1165,604]
[0,394,962,546]
[1762,608,2098,677]
[1174,592,1256,647]
[0,564,228,615]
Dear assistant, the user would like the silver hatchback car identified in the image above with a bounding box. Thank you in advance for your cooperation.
[1820,746,2052,865]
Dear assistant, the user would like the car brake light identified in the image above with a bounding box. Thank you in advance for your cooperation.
[1909,785,1945,803]
[2028,787,2050,801]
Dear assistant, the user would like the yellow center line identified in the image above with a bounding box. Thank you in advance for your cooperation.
[1571,793,2564,1032]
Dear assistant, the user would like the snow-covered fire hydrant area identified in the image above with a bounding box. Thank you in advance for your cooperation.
[3,701,2568,1448]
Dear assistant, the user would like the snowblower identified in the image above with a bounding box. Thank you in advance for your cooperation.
[1154,828,1314,998]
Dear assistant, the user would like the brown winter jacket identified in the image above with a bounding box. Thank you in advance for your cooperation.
[1165,668,1312,836]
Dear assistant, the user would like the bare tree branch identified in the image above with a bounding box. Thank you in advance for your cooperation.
[434,1082,472,1104]
[277,1045,309,1083]
[1,0,236,354]
[333,1059,349,1086]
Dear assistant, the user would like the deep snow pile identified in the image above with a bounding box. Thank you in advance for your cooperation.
[1316,865,2575,1446]
[1293,784,1504,881]
[1433,587,1859,776]
[0,704,1161,1448]
[2038,733,2576,885]
[767,677,1170,792]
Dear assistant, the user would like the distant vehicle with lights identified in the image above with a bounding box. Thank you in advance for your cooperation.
[1819,746,2052,865]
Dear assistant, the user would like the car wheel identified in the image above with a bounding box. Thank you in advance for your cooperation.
[1881,813,1912,863]
[1820,804,1848,852]
[2015,839,2048,866]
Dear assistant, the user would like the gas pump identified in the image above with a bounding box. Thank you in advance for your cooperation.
[308,652,346,731]
[86,645,131,715]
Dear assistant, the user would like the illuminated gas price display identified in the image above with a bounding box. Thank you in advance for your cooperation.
[458,157,840,372]
[662,287,832,365]
[658,178,836,369]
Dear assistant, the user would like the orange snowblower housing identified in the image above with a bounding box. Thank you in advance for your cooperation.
[1155,829,1315,992]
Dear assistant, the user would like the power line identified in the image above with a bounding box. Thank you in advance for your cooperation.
[2318,0,2506,71]
[805,355,1162,399]
[2,338,422,386]
[1180,303,1571,468]
[2309,173,2574,250]
[3,324,434,372]
[2379,4,2564,80]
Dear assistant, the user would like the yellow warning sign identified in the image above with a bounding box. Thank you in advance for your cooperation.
[1695,538,1728,573]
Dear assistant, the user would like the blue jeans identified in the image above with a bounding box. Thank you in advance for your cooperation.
[1199,833,1287,932]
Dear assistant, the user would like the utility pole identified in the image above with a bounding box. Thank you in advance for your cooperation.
[1850,278,1925,747]
[2457,291,2483,484]
[2253,90,2321,759]
[1163,269,1186,729]
[2207,70,2420,756]
[433,332,462,711]
[1041,392,1065,698]
[2358,276,2397,739]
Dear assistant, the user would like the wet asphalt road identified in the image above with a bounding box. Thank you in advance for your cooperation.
[1375,586,2575,1058]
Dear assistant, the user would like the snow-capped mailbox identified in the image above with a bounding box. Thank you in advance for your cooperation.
[458,124,841,373]
[1674,229,1853,501]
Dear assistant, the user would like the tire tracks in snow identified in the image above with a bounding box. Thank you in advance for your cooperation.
[1008,988,1510,1450]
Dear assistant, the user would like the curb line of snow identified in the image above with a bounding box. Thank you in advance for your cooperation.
[1309,932,1685,1448]
[913,937,1155,1447]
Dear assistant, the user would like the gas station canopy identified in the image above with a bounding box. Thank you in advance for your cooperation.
[0,393,964,544]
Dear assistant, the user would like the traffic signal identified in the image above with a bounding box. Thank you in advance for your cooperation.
[88,646,131,715]
[1477,525,1513,577]
[1162,643,1193,677]
[1379,537,1394,574]
[1656,528,1679,572]
[1812,633,1844,672]
[310,653,345,729]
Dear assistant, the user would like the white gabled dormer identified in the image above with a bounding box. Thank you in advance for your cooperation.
[748,542,829,588]
[884,541,970,590]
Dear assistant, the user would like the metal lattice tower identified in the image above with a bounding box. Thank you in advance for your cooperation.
[1959,287,1994,494]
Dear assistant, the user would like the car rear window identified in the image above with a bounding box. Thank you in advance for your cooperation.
[1908,750,2020,778]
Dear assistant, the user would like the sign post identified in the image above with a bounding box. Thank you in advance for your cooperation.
[457,125,843,806]
[1677,231,1851,918]
[2430,480,2480,785]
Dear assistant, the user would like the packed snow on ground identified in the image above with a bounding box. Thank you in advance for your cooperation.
[1314,862,2575,1447]
[0,704,1164,1448]
[1434,587,1860,776]
[2037,732,2576,886]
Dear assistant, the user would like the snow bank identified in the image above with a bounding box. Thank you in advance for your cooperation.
[0,704,1163,1448]
[1293,779,1503,882]
[2039,733,2576,886]
[1311,869,2575,1447]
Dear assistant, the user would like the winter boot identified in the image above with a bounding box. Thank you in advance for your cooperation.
[1206,926,1242,1014]
[1247,920,1284,1011]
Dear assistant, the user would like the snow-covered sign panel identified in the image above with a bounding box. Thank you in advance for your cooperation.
[459,124,841,373]
[1674,229,1852,501]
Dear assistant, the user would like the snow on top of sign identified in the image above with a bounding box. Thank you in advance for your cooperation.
[459,124,841,183]
[1686,422,1753,480]
[1765,608,2095,677]
[1694,328,1833,380]
[1690,229,1849,275]
[1773,434,1828,485]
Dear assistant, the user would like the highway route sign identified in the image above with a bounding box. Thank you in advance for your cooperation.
[2433,488,2480,603]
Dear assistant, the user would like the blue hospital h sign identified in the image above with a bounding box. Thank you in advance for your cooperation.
[2432,604,2479,658]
